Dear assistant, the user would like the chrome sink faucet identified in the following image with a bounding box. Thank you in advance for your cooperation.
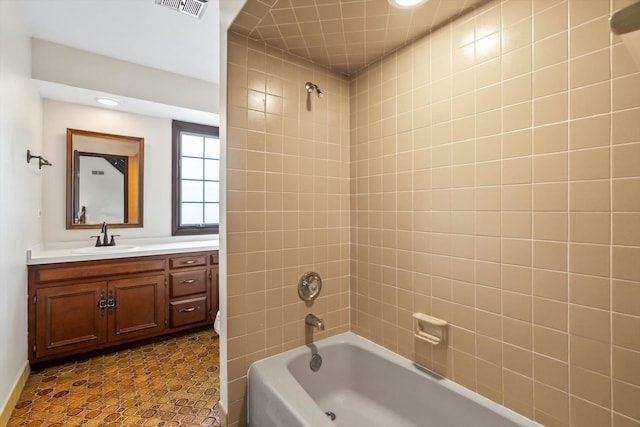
[305,314,325,331]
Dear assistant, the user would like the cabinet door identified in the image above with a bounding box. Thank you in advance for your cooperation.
[35,282,107,359]
[108,274,165,342]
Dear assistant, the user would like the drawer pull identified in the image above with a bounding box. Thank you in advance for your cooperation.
[183,260,197,265]
[181,279,198,284]
[180,306,200,313]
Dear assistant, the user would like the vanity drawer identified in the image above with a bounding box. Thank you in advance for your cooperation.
[170,296,208,328]
[169,254,207,269]
[36,258,166,284]
[210,252,219,265]
[169,270,207,298]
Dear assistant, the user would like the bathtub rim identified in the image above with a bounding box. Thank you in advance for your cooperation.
[248,331,541,427]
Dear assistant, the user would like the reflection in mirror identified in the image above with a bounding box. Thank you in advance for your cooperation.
[66,129,144,229]
[75,152,128,224]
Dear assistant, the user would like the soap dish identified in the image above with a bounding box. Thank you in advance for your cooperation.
[413,313,448,345]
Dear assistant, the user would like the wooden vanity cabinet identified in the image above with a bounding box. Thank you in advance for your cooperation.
[28,250,218,364]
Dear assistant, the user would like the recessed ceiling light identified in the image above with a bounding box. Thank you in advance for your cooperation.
[96,97,119,107]
[389,0,427,8]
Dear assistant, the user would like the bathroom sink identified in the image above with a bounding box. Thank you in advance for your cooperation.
[71,245,137,254]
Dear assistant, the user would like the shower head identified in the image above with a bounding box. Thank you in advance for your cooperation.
[305,82,323,98]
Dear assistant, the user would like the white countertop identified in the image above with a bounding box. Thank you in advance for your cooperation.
[27,236,219,265]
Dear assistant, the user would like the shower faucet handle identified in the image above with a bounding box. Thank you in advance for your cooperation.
[298,271,322,301]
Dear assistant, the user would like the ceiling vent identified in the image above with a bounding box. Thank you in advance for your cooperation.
[155,0,208,19]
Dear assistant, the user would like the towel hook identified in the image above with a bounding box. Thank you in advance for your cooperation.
[27,150,52,170]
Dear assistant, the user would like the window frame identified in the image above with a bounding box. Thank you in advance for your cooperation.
[171,120,220,236]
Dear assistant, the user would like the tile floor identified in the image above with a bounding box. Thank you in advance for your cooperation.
[8,329,221,427]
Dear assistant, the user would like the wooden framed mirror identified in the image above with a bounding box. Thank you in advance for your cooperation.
[66,128,144,229]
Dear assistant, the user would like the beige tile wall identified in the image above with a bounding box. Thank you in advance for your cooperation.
[350,0,640,426]
[225,33,351,426]
[226,0,640,425]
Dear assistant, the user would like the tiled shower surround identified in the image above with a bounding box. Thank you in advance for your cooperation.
[225,0,640,426]
[225,32,352,424]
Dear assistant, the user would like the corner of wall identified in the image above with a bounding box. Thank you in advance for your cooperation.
[0,363,30,427]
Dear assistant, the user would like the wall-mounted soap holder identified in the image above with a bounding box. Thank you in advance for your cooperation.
[413,313,448,345]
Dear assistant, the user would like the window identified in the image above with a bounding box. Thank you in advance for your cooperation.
[172,120,220,235]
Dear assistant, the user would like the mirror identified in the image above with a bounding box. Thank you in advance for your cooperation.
[66,128,144,229]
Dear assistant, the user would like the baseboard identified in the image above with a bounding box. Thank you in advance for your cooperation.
[0,361,30,427]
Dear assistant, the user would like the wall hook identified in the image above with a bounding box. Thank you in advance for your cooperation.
[27,150,52,170]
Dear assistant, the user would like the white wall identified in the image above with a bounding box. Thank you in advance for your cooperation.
[0,0,43,416]
[41,100,176,243]
[32,39,219,114]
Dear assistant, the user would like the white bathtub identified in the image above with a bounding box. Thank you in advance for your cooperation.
[248,332,540,427]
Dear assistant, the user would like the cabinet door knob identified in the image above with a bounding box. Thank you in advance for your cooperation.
[180,306,200,313]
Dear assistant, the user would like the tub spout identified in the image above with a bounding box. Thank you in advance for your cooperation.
[305,314,325,331]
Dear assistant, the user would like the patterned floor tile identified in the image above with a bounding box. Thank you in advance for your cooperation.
[8,329,220,427]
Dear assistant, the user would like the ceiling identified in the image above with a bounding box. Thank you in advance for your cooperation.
[15,0,487,118]
[18,0,220,84]
[231,0,489,76]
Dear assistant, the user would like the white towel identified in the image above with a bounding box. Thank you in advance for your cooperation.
[214,310,221,334]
